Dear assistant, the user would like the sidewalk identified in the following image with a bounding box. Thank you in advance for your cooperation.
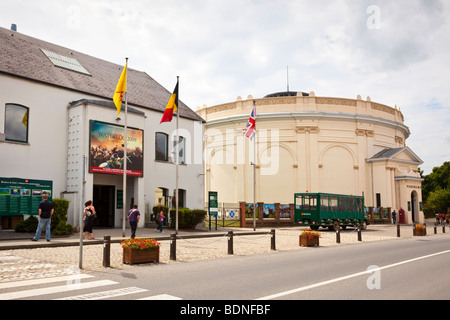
[0,218,442,251]
[0,225,232,251]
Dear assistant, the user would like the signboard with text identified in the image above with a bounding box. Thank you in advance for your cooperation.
[0,178,53,216]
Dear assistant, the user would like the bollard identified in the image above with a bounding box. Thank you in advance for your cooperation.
[170,233,176,261]
[103,235,111,268]
[424,223,427,236]
[228,231,234,255]
[413,224,416,236]
[357,226,362,241]
[271,229,276,250]
[336,228,340,244]
[397,224,400,237]
[443,224,446,234]
[434,223,437,234]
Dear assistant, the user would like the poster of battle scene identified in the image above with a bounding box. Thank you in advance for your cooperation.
[89,121,144,177]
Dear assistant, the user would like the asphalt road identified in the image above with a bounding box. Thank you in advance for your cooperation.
[80,234,450,301]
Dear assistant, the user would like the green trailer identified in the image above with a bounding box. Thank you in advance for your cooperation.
[294,193,369,231]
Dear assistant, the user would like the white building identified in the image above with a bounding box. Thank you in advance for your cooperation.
[0,26,205,229]
[196,91,424,225]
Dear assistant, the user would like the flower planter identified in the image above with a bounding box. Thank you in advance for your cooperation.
[299,235,319,247]
[123,247,160,265]
[414,224,426,237]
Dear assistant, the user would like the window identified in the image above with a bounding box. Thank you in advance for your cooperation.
[173,136,185,164]
[5,104,29,143]
[155,132,168,161]
[339,196,347,212]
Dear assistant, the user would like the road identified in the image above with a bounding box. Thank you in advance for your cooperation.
[3,234,448,304]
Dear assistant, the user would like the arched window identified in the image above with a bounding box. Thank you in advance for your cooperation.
[5,104,29,143]
[155,132,168,161]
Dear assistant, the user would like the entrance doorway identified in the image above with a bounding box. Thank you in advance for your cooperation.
[93,185,115,228]
[411,190,418,223]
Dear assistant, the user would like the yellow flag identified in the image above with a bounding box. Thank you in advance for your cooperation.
[22,110,28,127]
[113,63,127,117]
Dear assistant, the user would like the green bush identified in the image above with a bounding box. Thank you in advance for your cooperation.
[169,208,207,229]
[51,199,73,235]
[15,216,38,232]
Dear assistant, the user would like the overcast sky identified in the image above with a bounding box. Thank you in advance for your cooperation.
[1,0,449,174]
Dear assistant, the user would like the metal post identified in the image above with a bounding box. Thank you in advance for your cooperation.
[271,229,276,250]
[424,223,427,236]
[336,229,340,244]
[170,233,176,261]
[228,230,234,255]
[397,224,400,237]
[413,223,416,236]
[103,235,111,268]
[443,224,446,234]
[434,223,437,234]
[357,226,362,241]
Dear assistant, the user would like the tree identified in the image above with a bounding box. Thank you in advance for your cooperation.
[421,162,450,217]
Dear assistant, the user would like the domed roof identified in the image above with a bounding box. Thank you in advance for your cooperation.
[264,91,309,98]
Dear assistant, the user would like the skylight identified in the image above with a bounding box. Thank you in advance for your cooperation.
[41,48,91,76]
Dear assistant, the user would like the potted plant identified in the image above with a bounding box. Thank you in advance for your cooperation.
[121,238,161,265]
[299,230,321,247]
[414,224,426,236]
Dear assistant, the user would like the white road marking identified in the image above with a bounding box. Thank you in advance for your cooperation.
[0,280,117,300]
[256,249,450,300]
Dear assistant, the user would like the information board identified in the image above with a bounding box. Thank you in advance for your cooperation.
[0,178,53,216]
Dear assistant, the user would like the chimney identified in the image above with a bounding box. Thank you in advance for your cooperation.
[11,24,17,32]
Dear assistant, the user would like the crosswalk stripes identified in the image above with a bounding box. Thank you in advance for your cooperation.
[0,273,182,300]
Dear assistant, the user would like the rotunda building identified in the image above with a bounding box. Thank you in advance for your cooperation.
[196,91,424,225]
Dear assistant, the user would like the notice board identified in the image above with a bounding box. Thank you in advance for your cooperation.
[0,178,53,216]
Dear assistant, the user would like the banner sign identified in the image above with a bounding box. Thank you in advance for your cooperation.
[89,121,144,177]
[0,178,53,216]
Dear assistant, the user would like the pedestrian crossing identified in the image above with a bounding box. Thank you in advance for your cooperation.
[0,272,182,300]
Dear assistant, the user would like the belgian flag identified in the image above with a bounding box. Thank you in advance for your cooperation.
[160,80,178,124]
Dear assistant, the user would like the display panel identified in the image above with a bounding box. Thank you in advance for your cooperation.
[89,121,144,177]
[0,178,53,216]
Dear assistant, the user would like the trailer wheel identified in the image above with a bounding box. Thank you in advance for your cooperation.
[361,220,368,230]
[310,225,319,231]
[332,220,340,231]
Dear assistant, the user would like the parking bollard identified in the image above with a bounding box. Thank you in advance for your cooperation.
[228,231,234,255]
[336,228,340,244]
[443,224,446,234]
[434,224,437,234]
[103,235,111,268]
[397,224,400,237]
[271,229,276,250]
[357,226,362,241]
[170,233,176,261]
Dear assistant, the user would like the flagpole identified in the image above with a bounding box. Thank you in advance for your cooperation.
[122,58,129,238]
[175,76,180,235]
[253,100,256,231]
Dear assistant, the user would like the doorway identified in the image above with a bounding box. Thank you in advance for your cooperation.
[411,190,418,223]
[93,185,115,228]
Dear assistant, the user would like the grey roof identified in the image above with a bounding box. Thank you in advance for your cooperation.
[370,147,406,159]
[369,147,423,164]
[0,26,204,122]
[69,99,146,116]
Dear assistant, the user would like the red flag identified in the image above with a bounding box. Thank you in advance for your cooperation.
[160,80,178,124]
[243,103,256,140]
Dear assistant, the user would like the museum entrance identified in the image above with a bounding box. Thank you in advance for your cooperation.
[93,185,115,228]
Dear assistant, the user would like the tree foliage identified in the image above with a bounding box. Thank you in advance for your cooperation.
[421,162,450,216]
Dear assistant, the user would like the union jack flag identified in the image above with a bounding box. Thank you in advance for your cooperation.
[243,103,256,140]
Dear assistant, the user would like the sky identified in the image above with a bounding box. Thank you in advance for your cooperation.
[1,0,449,174]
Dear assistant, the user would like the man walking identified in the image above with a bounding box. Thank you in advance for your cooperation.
[127,205,140,239]
[32,194,54,242]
